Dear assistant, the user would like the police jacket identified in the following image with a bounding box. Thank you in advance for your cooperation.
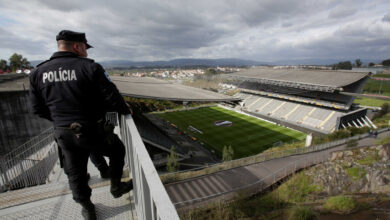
[29,51,130,127]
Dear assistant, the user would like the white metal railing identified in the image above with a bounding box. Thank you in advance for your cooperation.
[120,114,180,220]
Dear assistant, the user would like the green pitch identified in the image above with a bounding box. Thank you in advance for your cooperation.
[155,106,306,159]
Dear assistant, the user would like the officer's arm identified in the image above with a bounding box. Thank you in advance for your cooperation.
[29,71,52,121]
[93,64,131,115]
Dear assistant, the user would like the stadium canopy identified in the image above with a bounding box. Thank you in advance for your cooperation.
[111,76,240,102]
[227,68,369,92]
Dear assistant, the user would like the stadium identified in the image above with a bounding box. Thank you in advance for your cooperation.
[110,67,375,164]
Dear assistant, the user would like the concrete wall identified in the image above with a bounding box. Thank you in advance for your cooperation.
[0,91,52,155]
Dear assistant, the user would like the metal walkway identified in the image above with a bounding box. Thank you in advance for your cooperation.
[165,130,390,207]
[0,158,136,220]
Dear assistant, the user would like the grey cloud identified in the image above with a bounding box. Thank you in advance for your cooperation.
[383,12,390,22]
[328,7,357,19]
[0,0,389,63]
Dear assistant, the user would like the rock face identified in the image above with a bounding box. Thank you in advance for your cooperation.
[305,145,390,195]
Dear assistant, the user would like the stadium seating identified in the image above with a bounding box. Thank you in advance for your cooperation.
[237,92,347,133]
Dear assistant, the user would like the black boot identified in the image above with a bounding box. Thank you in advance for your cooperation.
[110,179,133,198]
[79,200,97,220]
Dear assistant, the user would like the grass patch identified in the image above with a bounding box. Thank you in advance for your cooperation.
[353,97,390,107]
[323,196,357,214]
[275,173,322,203]
[373,73,390,78]
[288,205,318,220]
[362,79,390,96]
[346,167,367,181]
[155,106,305,159]
[357,154,380,165]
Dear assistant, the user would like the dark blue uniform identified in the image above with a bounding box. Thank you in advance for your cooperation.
[30,51,130,203]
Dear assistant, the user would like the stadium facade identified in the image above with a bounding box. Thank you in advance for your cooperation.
[228,67,375,135]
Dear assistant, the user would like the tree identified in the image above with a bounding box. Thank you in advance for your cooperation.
[222,145,234,162]
[166,146,179,172]
[332,61,352,70]
[0,59,8,71]
[368,62,375,67]
[9,53,30,71]
[382,59,390,66]
[355,59,362,67]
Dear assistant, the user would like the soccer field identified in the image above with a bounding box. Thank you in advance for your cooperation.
[155,106,306,159]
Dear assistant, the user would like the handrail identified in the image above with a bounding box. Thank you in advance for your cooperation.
[120,114,180,220]
[164,127,389,177]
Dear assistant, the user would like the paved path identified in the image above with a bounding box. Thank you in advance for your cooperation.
[165,131,390,207]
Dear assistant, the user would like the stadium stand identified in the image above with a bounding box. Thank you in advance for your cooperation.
[132,113,188,157]
[231,67,372,135]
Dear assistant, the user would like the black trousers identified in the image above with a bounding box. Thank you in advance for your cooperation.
[55,126,125,202]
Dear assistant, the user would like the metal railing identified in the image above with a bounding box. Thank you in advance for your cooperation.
[165,127,390,177]
[0,128,57,192]
[120,114,180,220]
[174,153,327,206]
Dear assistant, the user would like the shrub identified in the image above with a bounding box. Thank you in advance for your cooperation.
[276,173,322,203]
[346,167,366,181]
[288,206,318,220]
[324,196,357,214]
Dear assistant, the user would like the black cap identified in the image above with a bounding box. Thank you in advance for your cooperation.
[56,30,93,49]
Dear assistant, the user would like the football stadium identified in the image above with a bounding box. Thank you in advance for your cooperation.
[111,67,375,162]
[154,106,305,159]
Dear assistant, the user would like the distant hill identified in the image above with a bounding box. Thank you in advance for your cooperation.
[99,58,264,68]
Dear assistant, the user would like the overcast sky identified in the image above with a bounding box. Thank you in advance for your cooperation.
[0,0,389,63]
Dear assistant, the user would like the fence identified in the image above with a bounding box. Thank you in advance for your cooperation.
[174,153,327,206]
[163,127,390,182]
[0,128,57,192]
[120,114,180,220]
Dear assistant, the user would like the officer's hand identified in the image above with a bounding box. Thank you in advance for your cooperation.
[126,103,133,115]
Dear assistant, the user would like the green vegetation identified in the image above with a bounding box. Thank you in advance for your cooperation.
[355,59,362,67]
[362,79,390,96]
[276,173,322,203]
[288,206,318,220]
[0,53,31,72]
[353,97,390,107]
[332,61,352,70]
[382,59,390,66]
[346,167,367,180]
[166,146,179,172]
[357,154,380,165]
[222,145,234,162]
[156,106,305,159]
[324,196,357,214]
[373,73,390,78]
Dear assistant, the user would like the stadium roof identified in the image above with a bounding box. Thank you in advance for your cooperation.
[1,75,239,102]
[0,74,29,92]
[228,68,369,92]
[112,76,240,102]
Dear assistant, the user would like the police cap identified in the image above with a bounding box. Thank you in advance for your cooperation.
[56,30,93,49]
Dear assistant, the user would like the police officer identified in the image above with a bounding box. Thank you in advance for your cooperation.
[30,30,132,220]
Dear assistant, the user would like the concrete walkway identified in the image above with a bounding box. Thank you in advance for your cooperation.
[165,131,390,207]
